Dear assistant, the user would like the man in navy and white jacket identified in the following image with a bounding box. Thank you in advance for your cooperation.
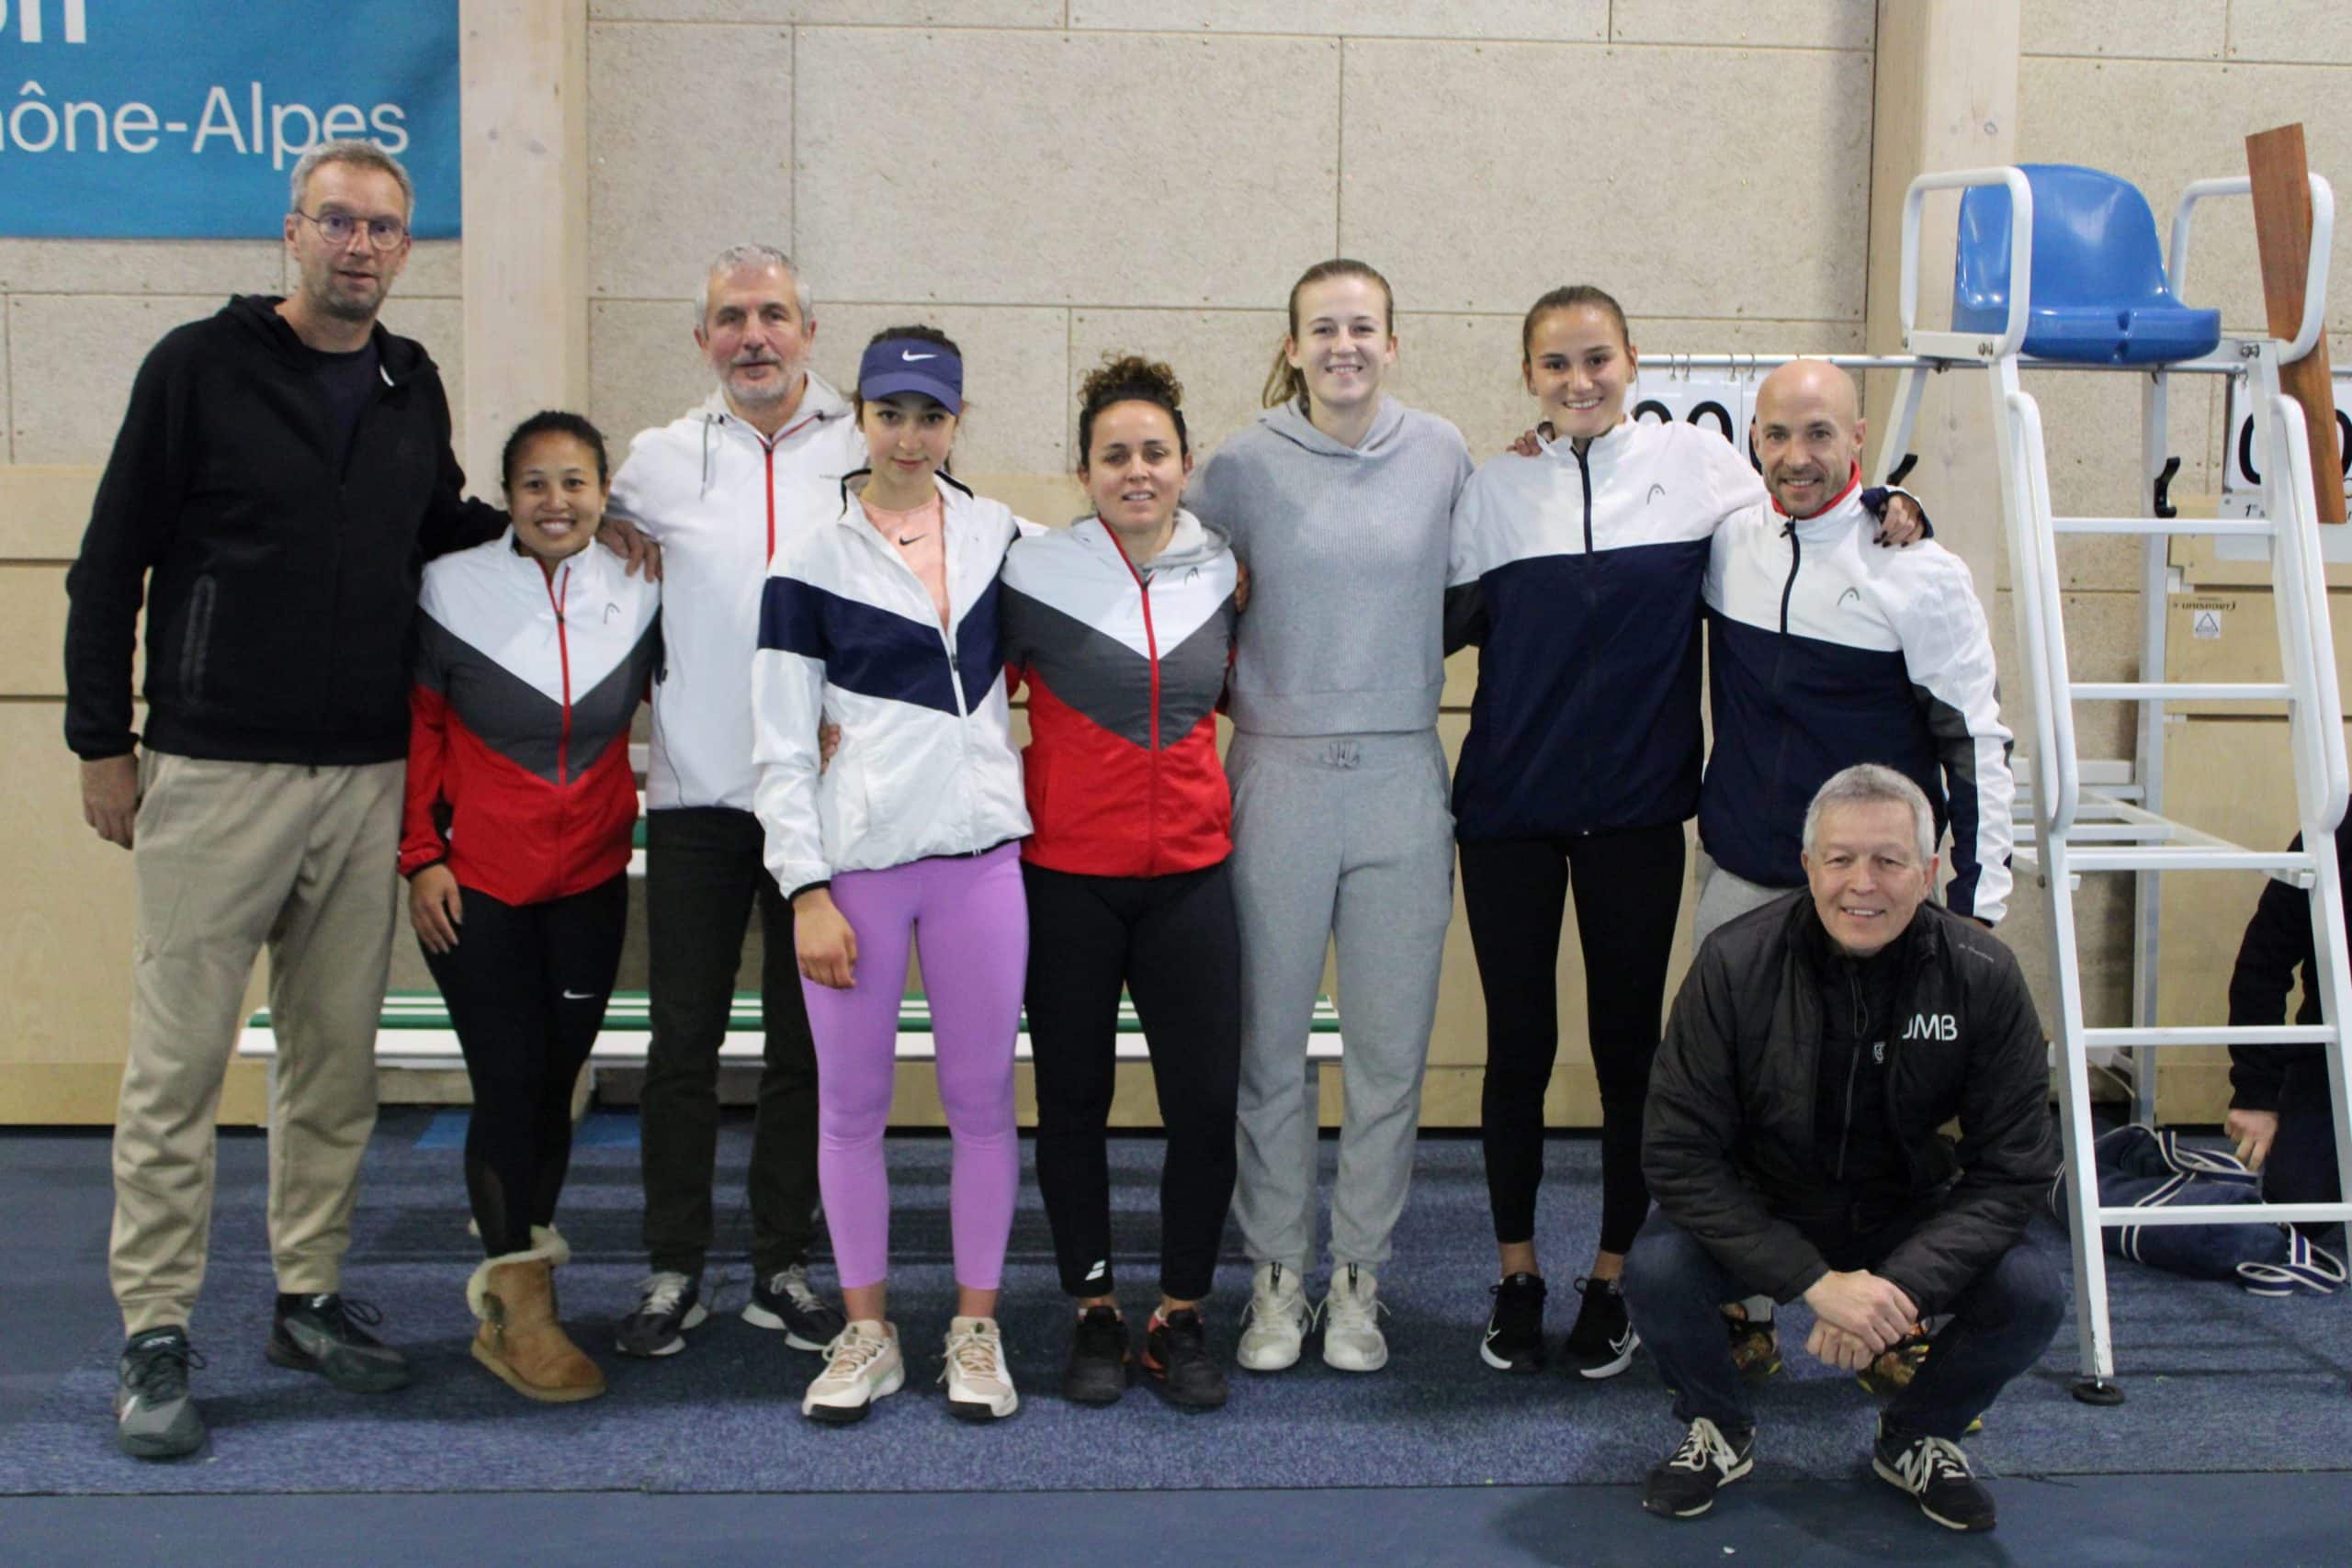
[1694,359,2015,949]
[602,244,863,1359]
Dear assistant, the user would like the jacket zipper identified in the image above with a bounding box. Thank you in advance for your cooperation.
[1836,964,1865,1181]
[544,562,574,784]
[1114,537,1164,874]
[764,442,778,564]
[1778,521,1803,635]
[181,575,218,705]
[752,410,820,566]
[857,497,978,838]
[1575,446,1596,555]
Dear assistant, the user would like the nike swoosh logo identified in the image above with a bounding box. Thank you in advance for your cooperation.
[1483,1326,1504,1345]
[899,534,922,546]
[900,351,937,362]
[562,989,599,1000]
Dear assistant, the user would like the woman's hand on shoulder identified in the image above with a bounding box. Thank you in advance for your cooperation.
[598,513,662,581]
[794,887,859,988]
[1872,491,1927,547]
[409,864,463,954]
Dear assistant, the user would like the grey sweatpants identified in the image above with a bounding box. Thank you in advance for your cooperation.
[1226,729,1455,1276]
[1690,850,1796,956]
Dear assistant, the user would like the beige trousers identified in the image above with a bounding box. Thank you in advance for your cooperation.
[111,751,403,1336]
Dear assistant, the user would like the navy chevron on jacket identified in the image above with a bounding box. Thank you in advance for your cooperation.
[751,472,1034,899]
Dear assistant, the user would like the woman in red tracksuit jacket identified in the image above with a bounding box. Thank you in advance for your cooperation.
[401,412,662,1404]
[998,355,1241,1413]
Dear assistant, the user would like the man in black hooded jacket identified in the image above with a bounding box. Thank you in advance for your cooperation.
[64,141,533,1461]
[1623,764,2062,1534]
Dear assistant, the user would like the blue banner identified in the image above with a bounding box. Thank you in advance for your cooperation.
[0,1,459,239]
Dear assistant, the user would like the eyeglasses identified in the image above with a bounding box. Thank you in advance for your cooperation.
[293,209,410,250]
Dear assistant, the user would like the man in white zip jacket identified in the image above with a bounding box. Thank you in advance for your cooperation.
[603,243,864,1357]
[1694,358,2015,948]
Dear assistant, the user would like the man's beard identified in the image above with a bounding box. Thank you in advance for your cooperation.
[725,359,801,407]
[312,274,382,324]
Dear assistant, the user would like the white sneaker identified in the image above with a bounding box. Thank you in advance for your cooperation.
[940,1315,1019,1421]
[1236,1261,1313,1372]
[1321,1263,1389,1372]
[800,1320,902,1424]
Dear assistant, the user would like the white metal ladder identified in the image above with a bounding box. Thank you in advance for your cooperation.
[1883,165,2352,1400]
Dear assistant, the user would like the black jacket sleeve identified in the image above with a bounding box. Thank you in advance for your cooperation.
[2226,832,2324,1112]
[413,374,506,561]
[62,337,195,760]
[1644,944,1832,1302]
[1875,942,2059,1317]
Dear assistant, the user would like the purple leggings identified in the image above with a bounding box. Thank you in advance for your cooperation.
[802,843,1026,1292]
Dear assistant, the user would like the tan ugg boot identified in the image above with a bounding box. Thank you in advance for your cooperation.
[467,1226,605,1403]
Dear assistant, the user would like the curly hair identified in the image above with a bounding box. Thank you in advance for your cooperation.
[1076,353,1188,467]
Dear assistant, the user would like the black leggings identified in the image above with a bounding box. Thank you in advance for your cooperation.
[1460,823,1686,1256]
[421,874,628,1258]
[1023,859,1241,1302]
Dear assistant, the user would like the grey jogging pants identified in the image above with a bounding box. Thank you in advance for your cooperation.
[1226,729,1455,1277]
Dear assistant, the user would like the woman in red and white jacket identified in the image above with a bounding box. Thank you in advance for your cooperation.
[999,355,1241,1412]
[401,411,662,1404]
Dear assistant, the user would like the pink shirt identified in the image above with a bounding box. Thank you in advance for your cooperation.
[860,493,948,627]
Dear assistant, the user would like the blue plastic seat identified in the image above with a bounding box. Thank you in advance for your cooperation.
[1951,164,2222,364]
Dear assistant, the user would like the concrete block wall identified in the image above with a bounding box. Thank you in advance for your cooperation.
[578,5,1878,469]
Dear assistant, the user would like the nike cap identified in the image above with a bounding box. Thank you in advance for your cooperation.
[857,336,963,414]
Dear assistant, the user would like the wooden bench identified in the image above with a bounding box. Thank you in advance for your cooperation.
[236,989,1346,1071]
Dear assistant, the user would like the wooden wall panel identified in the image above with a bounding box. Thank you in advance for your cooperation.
[0,705,266,1124]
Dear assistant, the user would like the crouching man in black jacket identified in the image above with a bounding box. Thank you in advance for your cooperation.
[1624,763,2061,1533]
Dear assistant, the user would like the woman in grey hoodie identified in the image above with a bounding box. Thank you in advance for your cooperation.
[1185,258,1473,1376]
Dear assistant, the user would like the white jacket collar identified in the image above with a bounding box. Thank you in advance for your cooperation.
[1770,466,1867,538]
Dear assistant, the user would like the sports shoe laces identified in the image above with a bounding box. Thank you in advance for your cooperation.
[768,1264,822,1312]
[946,1322,1005,1381]
[1325,1271,1386,1332]
[1668,1418,1740,1474]
[303,1294,384,1333]
[1244,1265,1304,1324]
[822,1325,889,1380]
[636,1272,693,1317]
[126,1333,206,1398]
[1895,1435,1972,1488]
[1158,1312,1209,1358]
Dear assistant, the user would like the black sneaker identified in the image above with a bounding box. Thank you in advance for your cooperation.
[1481,1272,1548,1372]
[1723,1303,1781,1386]
[1142,1308,1228,1410]
[266,1294,413,1393]
[616,1271,707,1358]
[115,1326,207,1460]
[1641,1416,1755,1518]
[742,1261,845,1352]
[1060,1304,1131,1405]
[1561,1276,1638,1379]
[1873,1425,1996,1532]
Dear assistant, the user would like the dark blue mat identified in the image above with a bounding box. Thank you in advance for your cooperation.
[4,1126,2348,1495]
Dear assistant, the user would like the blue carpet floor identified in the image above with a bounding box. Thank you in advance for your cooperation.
[3,1119,2347,1495]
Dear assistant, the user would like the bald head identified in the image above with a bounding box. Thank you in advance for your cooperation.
[1752,358,1866,517]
